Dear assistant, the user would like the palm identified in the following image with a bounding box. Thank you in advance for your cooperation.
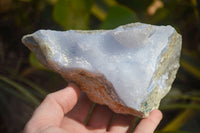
[60,93,134,133]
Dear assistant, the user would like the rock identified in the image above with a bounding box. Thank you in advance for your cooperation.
[22,23,182,117]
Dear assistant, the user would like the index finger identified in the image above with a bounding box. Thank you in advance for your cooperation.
[24,84,80,133]
[133,109,163,133]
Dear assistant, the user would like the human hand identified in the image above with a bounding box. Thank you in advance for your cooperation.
[24,84,163,133]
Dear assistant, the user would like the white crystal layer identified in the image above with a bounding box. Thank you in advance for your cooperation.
[22,23,177,111]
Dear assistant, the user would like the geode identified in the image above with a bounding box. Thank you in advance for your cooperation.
[22,23,182,117]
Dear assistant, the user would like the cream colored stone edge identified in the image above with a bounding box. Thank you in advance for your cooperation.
[140,31,182,117]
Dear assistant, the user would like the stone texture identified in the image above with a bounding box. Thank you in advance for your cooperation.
[22,23,182,117]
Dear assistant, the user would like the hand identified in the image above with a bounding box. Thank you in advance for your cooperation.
[24,84,163,133]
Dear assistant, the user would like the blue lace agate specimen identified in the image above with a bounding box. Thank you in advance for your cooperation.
[22,23,182,117]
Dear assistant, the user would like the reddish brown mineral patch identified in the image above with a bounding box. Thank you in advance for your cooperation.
[61,69,144,117]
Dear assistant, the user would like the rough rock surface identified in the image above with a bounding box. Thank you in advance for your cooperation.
[22,23,182,117]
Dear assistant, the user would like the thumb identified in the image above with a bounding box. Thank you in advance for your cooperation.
[24,83,80,133]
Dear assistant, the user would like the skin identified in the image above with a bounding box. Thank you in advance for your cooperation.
[24,84,163,133]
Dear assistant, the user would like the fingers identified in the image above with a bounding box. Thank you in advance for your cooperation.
[133,109,163,133]
[109,114,134,133]
[24,84,80,133]
[66,92,93,123]
[87,104,113,130]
